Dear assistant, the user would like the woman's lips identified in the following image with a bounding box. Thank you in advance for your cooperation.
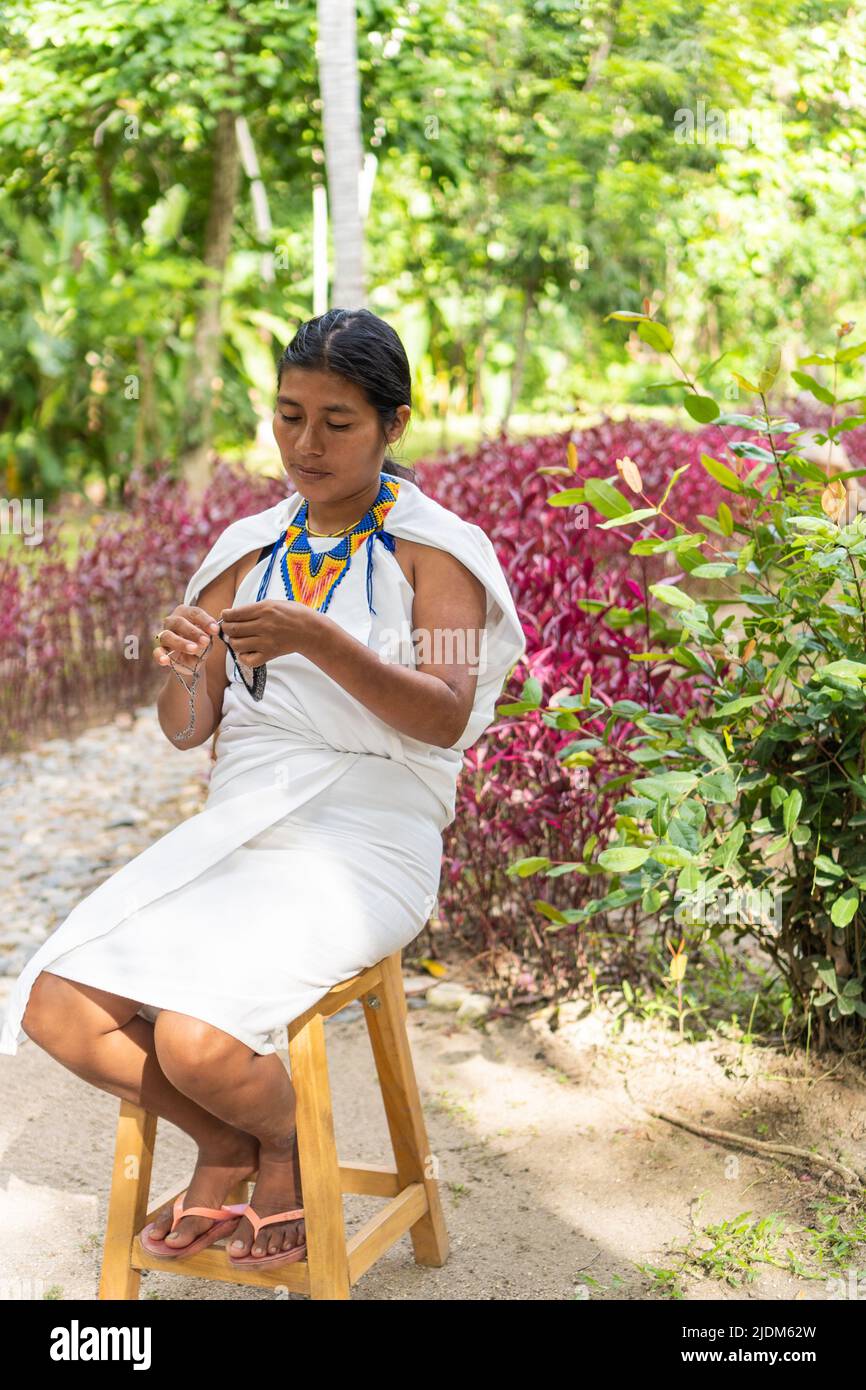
[295,464,329,478]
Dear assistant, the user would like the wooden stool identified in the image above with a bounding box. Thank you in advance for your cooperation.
[98,950,449,1299]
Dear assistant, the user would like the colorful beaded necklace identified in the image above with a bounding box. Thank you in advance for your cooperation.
[255,472,400,616]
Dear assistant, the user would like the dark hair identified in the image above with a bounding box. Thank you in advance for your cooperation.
[276,307,418,486]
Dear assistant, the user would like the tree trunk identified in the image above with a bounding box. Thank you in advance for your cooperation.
[317,0,365,308]
[132,336,160,469]
[473,316,486,422]
[180,108,241,500]
[502,283,535,431]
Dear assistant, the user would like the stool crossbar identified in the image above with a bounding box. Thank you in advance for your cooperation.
[98,950,449,1299]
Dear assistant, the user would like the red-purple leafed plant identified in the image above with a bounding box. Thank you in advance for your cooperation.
[0,460,286,752]
[414,433,714,1003]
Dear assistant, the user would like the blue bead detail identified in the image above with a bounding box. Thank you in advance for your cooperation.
[255,529,286,602]
[256,473,400,613]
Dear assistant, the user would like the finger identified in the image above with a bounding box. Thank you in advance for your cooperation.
[187,605,221,634]
[154,645,197,674]
[159,633,208,660]
[171,609,220,643]
[219,618,260,637]
[226,636,258,657]
[161,616,215,654]
[220,603,265,624]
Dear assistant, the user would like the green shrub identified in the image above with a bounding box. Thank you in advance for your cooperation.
[515,317,866,1052]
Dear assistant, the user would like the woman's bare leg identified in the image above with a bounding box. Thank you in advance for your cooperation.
[152,1010,305,1260]
[22,971,260,1247]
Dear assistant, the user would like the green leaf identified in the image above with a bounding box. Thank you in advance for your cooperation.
[697,770,737,803]
[585,477,633,519]
[715,820,746,869]
[668,816,700,853]
[791,370,835,405]
[814,855,845,880]
[817,660,866,686]
[534,901,572,924]
[713,413,766,427]
[783,789,803,836]
[683,393,720,423]
[714,694,764,716]
[596,506,658,529]
[598,846,651,873]
[692,730,728,766]
[699,453,743,492]
[508,857,552,877]
[831,889,860,927]
[757,347,782,393]
[658,464,692,508]
[651,844,696,867]
[547,488,585,507]
[632,771,700,800]
[615,797,656,817]
[649,583,696,610]
[637,319,674,351]
[690,562,736,578]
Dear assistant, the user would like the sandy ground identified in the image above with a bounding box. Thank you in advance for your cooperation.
[2,978,865,1302]
[1,707,864,1301]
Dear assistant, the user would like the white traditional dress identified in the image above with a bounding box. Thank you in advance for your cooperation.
[0,472,526,1057]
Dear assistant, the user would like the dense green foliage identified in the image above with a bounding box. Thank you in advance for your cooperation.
[0,0,863,498]
[513,317,866,1051]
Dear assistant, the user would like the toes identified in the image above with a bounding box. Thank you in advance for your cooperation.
[231,1216,305,1258]
[151,1207,175,1240]
[164,1217,202,1248]
[230,1220,254,1256]
[284,1221,305,1251]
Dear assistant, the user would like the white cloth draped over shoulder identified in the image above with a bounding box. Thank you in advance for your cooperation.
[0,473,526,1056]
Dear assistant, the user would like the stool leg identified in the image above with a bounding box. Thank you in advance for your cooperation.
[287,1013,351,1299]
[99,1100,157,1300]
[364,951,449,1268]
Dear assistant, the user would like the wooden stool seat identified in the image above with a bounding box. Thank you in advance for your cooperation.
[98,950,449,1299]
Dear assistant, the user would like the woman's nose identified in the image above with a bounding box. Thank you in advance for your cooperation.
[296,424,323,454]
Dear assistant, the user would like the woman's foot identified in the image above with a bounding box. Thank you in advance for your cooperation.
[229,1135,305,1259]
[146,1128,260,1249]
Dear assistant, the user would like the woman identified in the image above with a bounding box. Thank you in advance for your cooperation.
[0,307,526,1271]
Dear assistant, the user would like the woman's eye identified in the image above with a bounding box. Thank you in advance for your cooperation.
[278,414,349,431]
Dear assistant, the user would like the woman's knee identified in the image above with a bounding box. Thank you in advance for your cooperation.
[21,971,140,1049]
[21,971,79,1045]
[153,1010,254,1083]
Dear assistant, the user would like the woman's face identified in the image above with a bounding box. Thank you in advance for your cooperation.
[273,366,409,496]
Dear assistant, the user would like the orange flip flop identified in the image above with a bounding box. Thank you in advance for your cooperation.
[227,1203,307,1268]
[139,1188,249,1259]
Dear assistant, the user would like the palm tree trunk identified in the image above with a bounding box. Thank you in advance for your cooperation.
[317,0,365,308]
[180,108,241,499]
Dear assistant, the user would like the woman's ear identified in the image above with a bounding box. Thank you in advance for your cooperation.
[386,404,411,446]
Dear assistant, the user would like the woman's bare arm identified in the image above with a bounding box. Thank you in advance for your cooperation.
[293,543,487,747]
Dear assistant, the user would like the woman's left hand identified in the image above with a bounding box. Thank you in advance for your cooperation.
[218,600,318,666]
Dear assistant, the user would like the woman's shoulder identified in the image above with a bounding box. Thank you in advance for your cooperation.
[232,543,272,592]
[185,500,288,608]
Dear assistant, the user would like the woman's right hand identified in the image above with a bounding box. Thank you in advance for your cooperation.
[154,605,221,674]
